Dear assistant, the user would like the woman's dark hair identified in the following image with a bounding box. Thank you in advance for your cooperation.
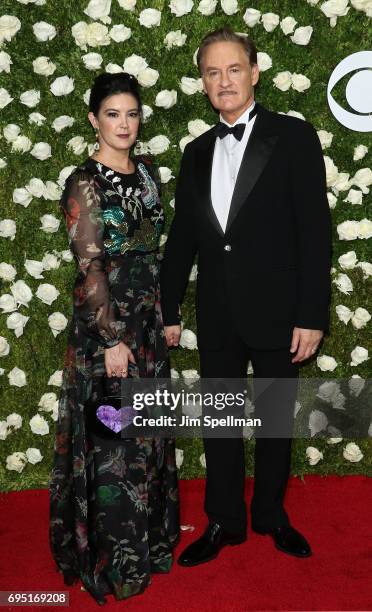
[89,72,143,118]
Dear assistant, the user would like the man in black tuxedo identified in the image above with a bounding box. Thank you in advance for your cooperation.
[160,27,332,565]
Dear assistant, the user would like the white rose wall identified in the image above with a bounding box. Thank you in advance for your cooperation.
[0,0,371,491]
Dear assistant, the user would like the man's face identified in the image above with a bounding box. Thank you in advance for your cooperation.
[201,41,259,121]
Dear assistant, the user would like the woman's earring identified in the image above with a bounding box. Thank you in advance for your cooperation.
[94,129,100,151]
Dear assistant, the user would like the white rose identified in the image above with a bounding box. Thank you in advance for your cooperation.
[333,272,353,294]
[179,135,194,152]
[358,218,372,239]
[327,192,337,209]
[24,259,44,279]
[40,214,60,234]
[26,448,43,464]
[199,452,206,468]
[197,0,217,15]
[0,15,21,44]
[71,21,88,50]
[6,413,22,429]
[180,328,197,349]
[58,165,76,187]
[20,89,40,108]
[32,56,56,76]
[30,142,52,160]
[67,135,87,155]
[8,366,27,387]
[6,452,27,473]
[317,129,333,150]
[351,0,372,15]
[3,124,20,143]
[343,442,363,462]
[357,261,372,278]
[316,354,338,371]
[188,264,198,281]
[353,144,368,161]
[0,263,16,282]
[158,167,174,183]
[84,0,112,23]
[306,446,323,465]
[43,181,62,201]
[280,16,297,35]
[11,280,33,307]
[11,135,33,153]
[26,177,45,198]
[333,172,351,194]
[33,21,56,41]
[273,71,292,92]
[0,51,12,73]
[0,336,10,357]
[13,188,33,208]
[321,0,350,27]
[338,250,357,269]
[350,345,369,366]
[6,312,29,337]
[0,421,8,440]
[60,249,74,262]
[164,30,187,48]
[221,0,238,14]
[169,0,194,17]
[123,53,148,75]
[188,119,210,137]
[109,24,131,42]
[52,115,75,132]
[290,25,313,45]
[0,294,17,313]
[175,448,184,468]
[50,76,74,96]
[48,312,68,337]
[243,8,261,27]
[0,158,6,169]
[0,219,16,240]
[48,369,63,386]
[29,112,46,126]
[142,105,153,123]
[42,253,60,269]
[344,189,363,205]
[324,155,339,187]
[351,307,371,329]
[0,88,13,109]
[348,375,365,397]
[36,283,60,305]
[352,168,372,194]
[137,67,159,88]
[309,409,328,436]
[139,8,161,27]
[291,73,311,92]
[39,391,58,411]
[335,304,352,324]
[316,381,341,403]
[82,52,103,70]
[29,414,49,435]
[86,22,110,47]
[327,437,343,444]
[336,220,359,241]
[155,90,177,110]
[117,0,136,8]
[180,76,203,95]
[105,62,123,73]
[147,135,170,155]
[262,12,280,32]
[257,52,272,72]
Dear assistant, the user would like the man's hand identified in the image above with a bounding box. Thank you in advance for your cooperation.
[104,341,136,377]
[290,327,323,363]
[164,325,181,347]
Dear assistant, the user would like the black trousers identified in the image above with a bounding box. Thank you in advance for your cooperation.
[199,329,299,534]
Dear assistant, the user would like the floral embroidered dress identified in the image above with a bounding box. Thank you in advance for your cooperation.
[48,155,179,606]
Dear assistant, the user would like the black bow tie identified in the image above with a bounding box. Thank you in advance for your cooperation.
[216,105,258,141]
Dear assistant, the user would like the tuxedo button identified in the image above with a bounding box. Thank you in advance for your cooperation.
[224,244,232,252]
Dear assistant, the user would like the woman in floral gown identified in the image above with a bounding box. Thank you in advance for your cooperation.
[49,73,179,606]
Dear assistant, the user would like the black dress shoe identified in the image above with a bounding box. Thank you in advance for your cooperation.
[252,525,312,558]
[178,522,247,567]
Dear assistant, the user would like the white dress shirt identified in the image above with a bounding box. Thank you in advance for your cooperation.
[211,100,257,233]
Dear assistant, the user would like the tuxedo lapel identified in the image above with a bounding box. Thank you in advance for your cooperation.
[195,126,225,237]
[225,104,278,233]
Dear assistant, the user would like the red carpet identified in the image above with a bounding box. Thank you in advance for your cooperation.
[0,476,371,611]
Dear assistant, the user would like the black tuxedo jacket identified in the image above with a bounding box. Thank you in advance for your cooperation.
[160,102,332,350]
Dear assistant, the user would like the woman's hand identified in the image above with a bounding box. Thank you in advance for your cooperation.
[164,325,181,347]
[104,341,136,378]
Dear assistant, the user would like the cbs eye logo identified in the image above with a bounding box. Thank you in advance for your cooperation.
[327,51,372,132]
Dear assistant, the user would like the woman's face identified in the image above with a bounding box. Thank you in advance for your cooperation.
[88,92,141,152]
